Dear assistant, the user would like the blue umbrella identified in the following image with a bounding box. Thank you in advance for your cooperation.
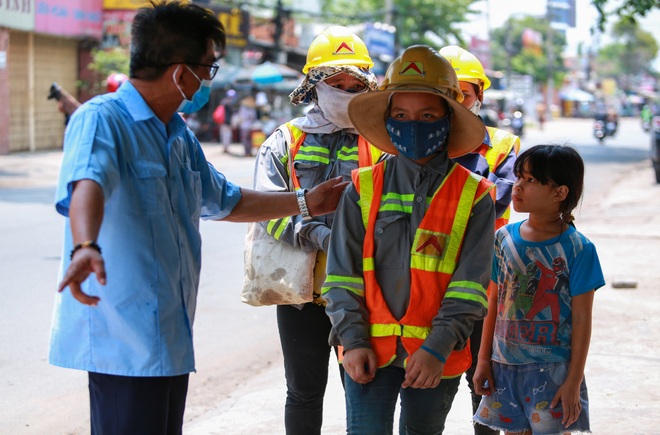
[251,61,283,85]
[212,64,243,90]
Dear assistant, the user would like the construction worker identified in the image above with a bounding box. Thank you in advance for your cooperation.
[440,45,520,435]
[251,26,381,434]
[324,45,495,434]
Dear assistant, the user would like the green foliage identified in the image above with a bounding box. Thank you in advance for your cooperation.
[320,0,477,48]
[88,47,130,78]
[594,17,659,87]
[592,0,660,32]
[490,15,567,84]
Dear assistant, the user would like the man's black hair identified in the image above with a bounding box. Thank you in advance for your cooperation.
[130,1,226,80]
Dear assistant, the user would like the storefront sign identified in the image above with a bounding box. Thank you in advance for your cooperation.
[209,6,249,48]
[0,0,35,31]
[35,0,103,39]
[101,9,136,48]
[103,0,148,10]
[363,23,395,59]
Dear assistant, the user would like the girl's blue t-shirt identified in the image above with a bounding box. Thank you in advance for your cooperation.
[491,221,605,365]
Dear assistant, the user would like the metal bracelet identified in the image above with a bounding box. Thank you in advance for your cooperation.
[296,188,310,219]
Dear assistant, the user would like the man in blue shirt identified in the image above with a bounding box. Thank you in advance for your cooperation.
[49,2,347,434]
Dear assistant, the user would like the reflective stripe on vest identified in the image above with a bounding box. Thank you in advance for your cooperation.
[353,162,494,377]
[265,123,381,241]
[485,126,521,228]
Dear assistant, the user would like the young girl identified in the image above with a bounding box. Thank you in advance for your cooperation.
[473,144,605,435]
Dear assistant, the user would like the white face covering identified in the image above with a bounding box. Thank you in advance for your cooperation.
[314,81,367,129]
[469,99,482,116]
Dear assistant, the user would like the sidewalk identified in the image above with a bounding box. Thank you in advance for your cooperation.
[2,123,658,434]
[184,165,660,434]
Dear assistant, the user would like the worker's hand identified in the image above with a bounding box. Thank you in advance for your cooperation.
[402,347,444,389]
[57,249,106,306]
[305,176,350,217]
[342,348,377,384]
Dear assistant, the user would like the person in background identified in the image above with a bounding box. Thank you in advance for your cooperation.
[473,144,604,435]
[48,2,348,434]
[238,94,258,157]
[252,25,381,434]
[439,44,521,435]
[217,89,236,153]
[324,45,495,434]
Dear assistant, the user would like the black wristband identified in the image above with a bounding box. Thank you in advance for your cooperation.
[70,240,102,260]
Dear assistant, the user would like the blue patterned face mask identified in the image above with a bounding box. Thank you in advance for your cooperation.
[385,116,451,160]
[173,65,212,114]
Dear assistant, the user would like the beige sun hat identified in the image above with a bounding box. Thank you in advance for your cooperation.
[347,45,485,158]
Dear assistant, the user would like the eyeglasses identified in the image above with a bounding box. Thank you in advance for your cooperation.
[187,62,220,80]
[159,62,220,80]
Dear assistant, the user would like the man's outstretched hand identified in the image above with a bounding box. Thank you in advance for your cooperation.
[57,249,106,306]
[305,176,350,217]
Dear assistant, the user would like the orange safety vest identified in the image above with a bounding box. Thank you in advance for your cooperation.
[484,126,520,229]
[279,122,382,304]
[352,161,494,377]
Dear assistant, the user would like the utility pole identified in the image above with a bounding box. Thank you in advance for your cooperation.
[545,1,555,120]
[272,0,288,64]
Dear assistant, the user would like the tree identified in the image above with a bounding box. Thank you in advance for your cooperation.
[85,47,130,95]
[88,46,130,78]
[594,17,658,89]
[319,0,477,49]
[489,15,567,85]
[592,0,660,31]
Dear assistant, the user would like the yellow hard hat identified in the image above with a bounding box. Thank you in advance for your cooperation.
[439,45,491,91]
[348,45,485,158]
[302,26,374,74]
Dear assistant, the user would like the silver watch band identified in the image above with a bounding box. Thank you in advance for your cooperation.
[296,188,310,218]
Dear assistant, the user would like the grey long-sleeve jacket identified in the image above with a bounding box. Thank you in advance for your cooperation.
[252,121,376,253]
[323,153,495,366]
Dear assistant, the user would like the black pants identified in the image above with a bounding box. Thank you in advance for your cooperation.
[466,319,500,435]
[88,372,189,435]
[277,303,343,435]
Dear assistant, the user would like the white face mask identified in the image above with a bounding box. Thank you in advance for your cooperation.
[469,99,482,116]
[315,81,367,129]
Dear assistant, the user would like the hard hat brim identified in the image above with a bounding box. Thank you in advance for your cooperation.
[348,87,486,158]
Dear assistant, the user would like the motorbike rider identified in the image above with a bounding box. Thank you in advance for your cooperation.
[641,104,653,131]
[440,45,520,435]
[252,26,382,434]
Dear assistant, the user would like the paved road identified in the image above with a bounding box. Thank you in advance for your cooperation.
[186,118,660,434]
[1,117,658,434]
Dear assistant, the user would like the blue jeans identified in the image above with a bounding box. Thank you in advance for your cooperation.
[345,365,461,435]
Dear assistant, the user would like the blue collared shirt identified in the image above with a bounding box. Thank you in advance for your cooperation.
[49,82,241,376]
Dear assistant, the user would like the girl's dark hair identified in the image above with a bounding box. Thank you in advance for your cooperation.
[514,144,584,222]
[130,1,226,80]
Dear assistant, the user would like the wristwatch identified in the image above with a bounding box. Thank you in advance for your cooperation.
[296,188,311,219]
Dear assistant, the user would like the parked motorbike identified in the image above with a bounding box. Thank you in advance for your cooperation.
[651,116,660,183]
[510,110,524,137]
[47,82,80,125]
